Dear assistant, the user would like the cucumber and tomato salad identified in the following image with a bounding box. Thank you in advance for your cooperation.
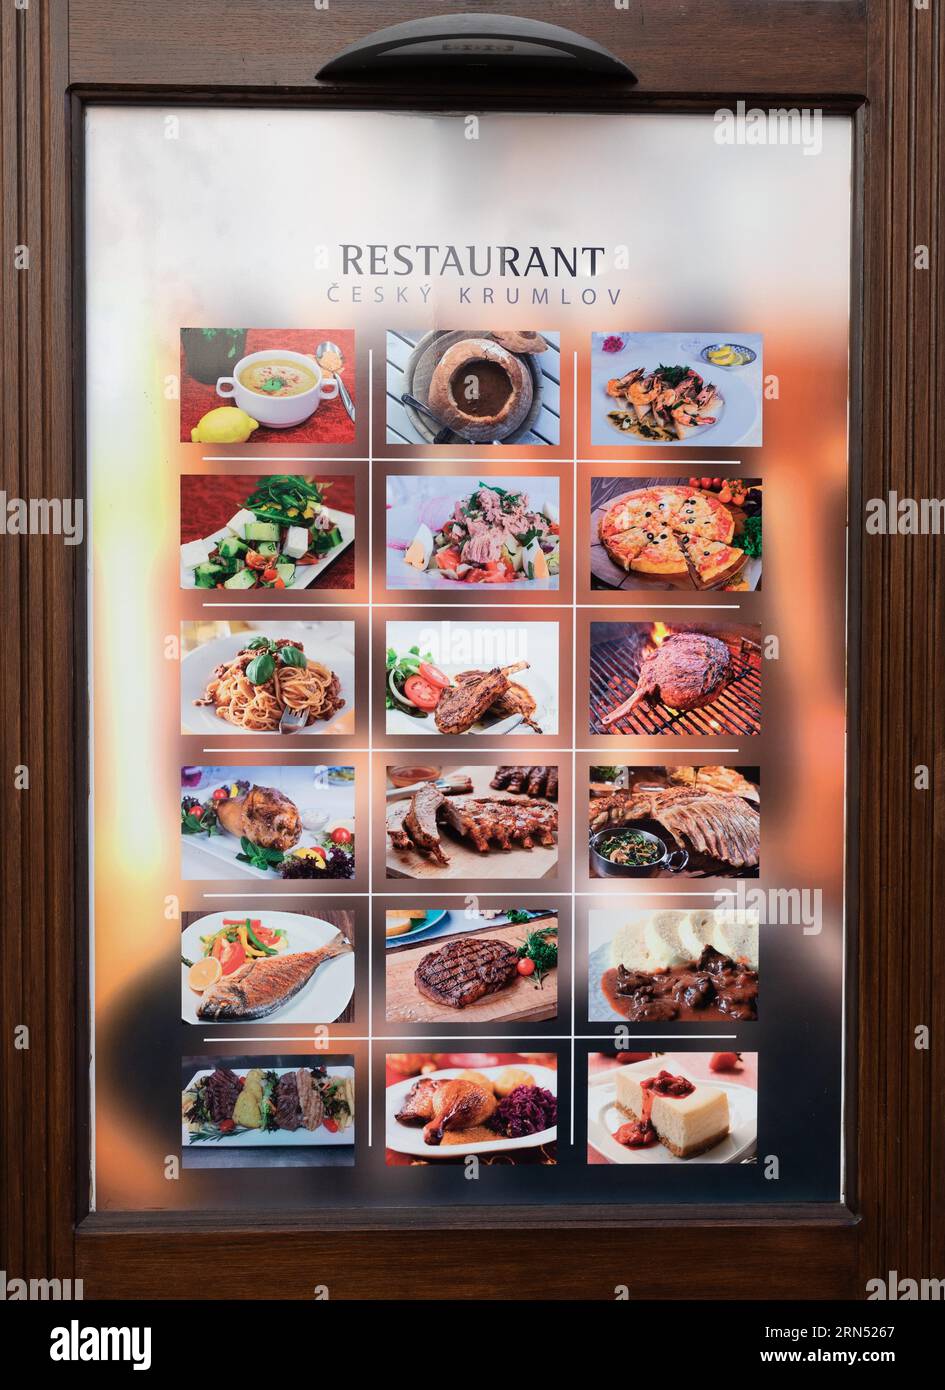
[386,647,451,717]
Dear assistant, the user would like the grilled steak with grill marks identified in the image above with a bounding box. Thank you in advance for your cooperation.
[415,936,519,1009]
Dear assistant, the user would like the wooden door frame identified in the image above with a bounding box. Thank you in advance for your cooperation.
[2,0,940,1299]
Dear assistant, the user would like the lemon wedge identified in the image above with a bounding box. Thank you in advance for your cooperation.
[191,406,259,444]
[188,957,222,993]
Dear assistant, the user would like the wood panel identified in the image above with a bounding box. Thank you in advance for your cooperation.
[64,0,867,97]
[0,0,941,1300]
[855,0,945,1292]
[0,0,76,1285]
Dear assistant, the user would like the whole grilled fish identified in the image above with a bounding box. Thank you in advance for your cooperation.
[197,936,352,1021]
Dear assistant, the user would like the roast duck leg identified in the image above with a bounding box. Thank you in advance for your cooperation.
[395,1077,497,1146]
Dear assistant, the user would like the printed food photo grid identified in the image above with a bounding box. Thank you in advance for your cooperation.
[84,101,851,1211]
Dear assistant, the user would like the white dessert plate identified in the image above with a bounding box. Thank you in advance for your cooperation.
[587,1056,757,1164]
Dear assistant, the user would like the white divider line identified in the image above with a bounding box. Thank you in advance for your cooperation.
[367,346,375,1149]
[571,350,578,1145]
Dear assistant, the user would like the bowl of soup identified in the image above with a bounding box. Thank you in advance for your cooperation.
[217,349,339,428]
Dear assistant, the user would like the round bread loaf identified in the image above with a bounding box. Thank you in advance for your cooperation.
[428,337,533,442]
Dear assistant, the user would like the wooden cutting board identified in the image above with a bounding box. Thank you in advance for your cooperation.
[385,796,558,880]
[385,919,558,1024]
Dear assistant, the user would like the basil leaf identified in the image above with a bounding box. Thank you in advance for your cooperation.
[246,636,271,651]
[246,652,275,685]
[279,644,307,670]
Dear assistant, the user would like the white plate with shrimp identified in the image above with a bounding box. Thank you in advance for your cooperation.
[591,334,762,447]
[180,627,354,735]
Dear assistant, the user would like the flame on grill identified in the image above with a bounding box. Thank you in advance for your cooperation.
[651,621,671,647]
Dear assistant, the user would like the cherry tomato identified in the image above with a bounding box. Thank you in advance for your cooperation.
[403,675,441,710]
[211,788,229,801]
[262,567,278,582]
[418,661,451,690]
[688,476,700,488]
[273,578,286,589]
[330,826,352,846]
[322,1116,339,1133]
[218,1118,235,1133]
[517,957,536,976]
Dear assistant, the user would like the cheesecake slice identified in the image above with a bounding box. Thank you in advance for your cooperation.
[615,1066,730,1158]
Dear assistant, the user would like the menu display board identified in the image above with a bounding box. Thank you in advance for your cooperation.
[85,109,850,1212]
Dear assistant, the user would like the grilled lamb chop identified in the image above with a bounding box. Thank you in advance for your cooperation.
[602,632,731,724]
[216,784,302,850]
[434,661,528,734]
[395,1077,497,1146]
[589,787,759,869]
[457,673,542,732]
[415,936,518,1008]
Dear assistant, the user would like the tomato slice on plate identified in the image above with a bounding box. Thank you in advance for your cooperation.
[213,939,246,976]
[417,662,450,690]
[403,675,441,711]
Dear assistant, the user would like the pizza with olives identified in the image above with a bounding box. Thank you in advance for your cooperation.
[597,485,746,588]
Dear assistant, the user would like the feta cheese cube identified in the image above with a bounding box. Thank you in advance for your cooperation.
[282,525,309,560]
[180,537,213,570]
[225,508,257,538]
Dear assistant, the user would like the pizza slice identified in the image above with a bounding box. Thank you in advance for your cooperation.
[598,490,653,540]
[686,539,747,588]
[670,491,735,543]
[631,527,691,578]
[603,525,653,571]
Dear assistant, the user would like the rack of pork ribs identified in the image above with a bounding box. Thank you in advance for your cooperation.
[490,765,558,800]
[388,782,558,866]
[589,785,759,870]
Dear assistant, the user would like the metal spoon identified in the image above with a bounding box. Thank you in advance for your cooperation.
[315,339,355,421]
[400,391,461,444]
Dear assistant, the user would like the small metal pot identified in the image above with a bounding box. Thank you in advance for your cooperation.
[589,827,689,878]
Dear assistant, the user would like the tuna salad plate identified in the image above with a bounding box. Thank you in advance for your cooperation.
[387,478,560,590]
[180,910,355,1025]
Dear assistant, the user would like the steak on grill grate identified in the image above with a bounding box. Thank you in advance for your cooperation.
[414,936,519,1008]
[602,632,731,724]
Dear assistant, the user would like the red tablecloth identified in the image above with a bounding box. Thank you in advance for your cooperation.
[179,473,355,589]
[180,328,355,444]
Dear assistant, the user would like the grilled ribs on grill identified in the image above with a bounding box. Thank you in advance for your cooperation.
[602,632,731,725]
[589,787,760,869]
[434,661,529,734]
[414,936,519,1008]
[490,765,558,799]
[388,789,558,862]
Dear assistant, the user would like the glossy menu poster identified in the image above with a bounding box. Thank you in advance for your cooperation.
[85,109,850,1210]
